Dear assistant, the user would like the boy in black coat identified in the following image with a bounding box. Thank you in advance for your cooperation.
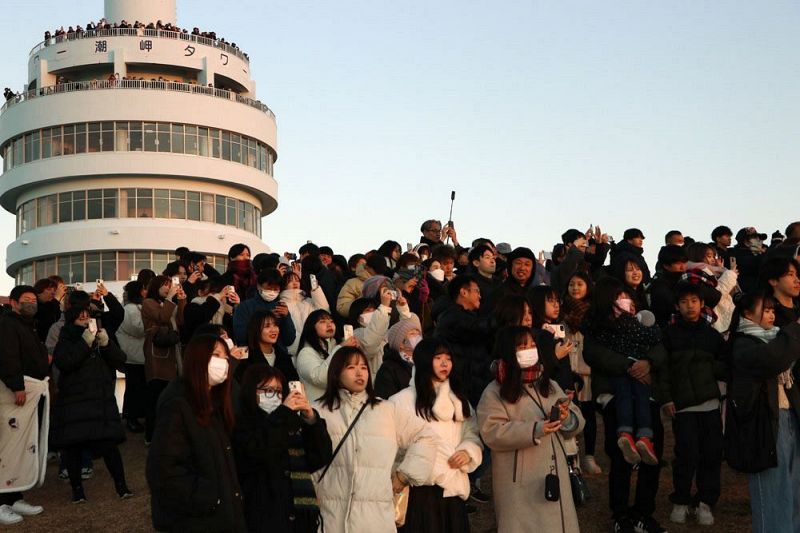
[650,283,727,526]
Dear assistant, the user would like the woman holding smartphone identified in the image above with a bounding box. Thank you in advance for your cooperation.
[477,326,584,533]
[233,364,332,533]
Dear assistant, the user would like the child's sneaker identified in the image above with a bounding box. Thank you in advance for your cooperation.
[696,502,714,526]
[669,504,688,524]
[635,437,658,465]
[617,432,641,464]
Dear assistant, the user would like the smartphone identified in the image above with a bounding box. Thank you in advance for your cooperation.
[288,381,304,395]
[545,323,566,340]
[96,279,104,286]
[309,274,318,290]
[343,324,354,340]
[407,242,413,252]
[88,318,98,334]
[729,256,737,270]
[549,405,561,422]
[172,276,180,287]
[388,290,398,300]
[130,275,137,282]
[226,285,236,294]
[75,282,83,291]
[240,347,249,359]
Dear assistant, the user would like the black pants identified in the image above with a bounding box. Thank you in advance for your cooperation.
[602,398,664,519]
[145,378,169,442]
[0,492,22,505]
[579,399,597,456]
[400,485,470,533]
[63,440,125,489]
[122,364,147,420]
[670,409,723,506]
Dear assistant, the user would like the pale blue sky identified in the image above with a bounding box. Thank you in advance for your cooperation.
[1,0,798,292]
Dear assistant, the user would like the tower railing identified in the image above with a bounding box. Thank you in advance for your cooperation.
[0,79,274,118]
[30,27,248,63]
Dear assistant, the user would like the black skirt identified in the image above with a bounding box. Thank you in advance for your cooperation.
[400,485,469,533]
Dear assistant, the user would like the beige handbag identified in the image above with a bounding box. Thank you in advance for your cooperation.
[394,485,410,527]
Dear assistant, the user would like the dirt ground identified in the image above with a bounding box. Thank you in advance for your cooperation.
[14,412,752,532]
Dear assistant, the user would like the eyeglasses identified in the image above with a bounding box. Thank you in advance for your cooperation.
[258,387,283,398]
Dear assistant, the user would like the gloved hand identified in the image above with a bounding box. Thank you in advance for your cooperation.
[82,328,96,347]
[96,329,109,347]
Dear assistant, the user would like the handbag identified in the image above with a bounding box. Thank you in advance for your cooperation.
[394,485,410,527]
[152,326,180,348]
[318,402,368,481]
[566,455,591,507]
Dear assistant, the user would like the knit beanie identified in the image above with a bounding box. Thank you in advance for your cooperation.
[361,275,390,300]
[386,314,422,352]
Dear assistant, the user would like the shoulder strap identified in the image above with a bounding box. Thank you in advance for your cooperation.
[523,385,571,462]
[318,401,369,481]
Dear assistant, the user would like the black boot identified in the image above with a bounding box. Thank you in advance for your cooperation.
[71,485,87,504]
[115,481,134,499]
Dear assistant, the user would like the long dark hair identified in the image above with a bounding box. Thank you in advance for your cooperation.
[586,277,629,333]
[318,347,380,410]
[494,294,531,329]
[247,310,279,353]
[493,326,551,403]
[297,309,335,358]
[413,337,471,421]
[529,285,560,327]
[146,275,170,301]
[239,363,287,418]
[182,334,235,433]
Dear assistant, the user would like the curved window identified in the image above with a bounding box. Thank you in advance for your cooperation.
[15,250,230,285]
[17,188,262,237]
[2,120,275,175]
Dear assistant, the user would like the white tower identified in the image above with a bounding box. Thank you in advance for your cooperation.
[0,0,277,287]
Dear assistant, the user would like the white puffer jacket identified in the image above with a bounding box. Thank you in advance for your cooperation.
[389,381,482,499]
[313,390,437,533]
[296,338,341,402]
[279,287,329,356]
[117,303,145,365]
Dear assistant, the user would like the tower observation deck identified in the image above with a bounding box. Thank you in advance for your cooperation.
[0,0,277,287]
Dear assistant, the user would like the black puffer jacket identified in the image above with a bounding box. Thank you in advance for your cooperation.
[0,312,49,392]
[147,379,246,533]
[435,304,493,407]
[729,323,800,467]
[650,319,728,410]
[51,323,127,448]
[374,346,413,399]
[233,405,332,533]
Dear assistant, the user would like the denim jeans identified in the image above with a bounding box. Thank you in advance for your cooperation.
[610,375,653,438]
[748,409,800,533]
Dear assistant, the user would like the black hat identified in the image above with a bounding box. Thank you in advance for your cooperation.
[507,247,536,266]
[710,225,733,241]
[623,228,645,241]
[735,227,767,243]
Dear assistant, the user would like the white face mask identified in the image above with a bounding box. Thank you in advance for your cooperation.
[258,393,282,414]
[223,337,234,351]
[207,357,229,386]
[429,268,445,282]
[260,289,280,302]
[406,334,423,350]
[359,311,375,327]
[516,348,539,369]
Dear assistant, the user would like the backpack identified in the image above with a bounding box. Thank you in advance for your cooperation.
[724,383,776,473]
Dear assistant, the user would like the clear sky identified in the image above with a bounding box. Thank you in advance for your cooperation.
[1,0,798,292]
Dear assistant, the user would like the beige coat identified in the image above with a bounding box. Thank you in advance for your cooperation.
[335,268,371,318]
[142,298,184,382]
[478,379,585,533]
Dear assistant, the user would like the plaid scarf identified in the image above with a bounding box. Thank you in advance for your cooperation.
[496,359,541,385]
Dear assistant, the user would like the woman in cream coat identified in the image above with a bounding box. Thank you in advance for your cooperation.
[478,326,585,533]
[389,337,482,533]
[313,347,437,533]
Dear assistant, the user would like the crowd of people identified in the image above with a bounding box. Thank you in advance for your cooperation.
[0,220,799,533]
[41,18,247,57]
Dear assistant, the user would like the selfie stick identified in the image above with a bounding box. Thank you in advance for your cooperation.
[445,191,455,245]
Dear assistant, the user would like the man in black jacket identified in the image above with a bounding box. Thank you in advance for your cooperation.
[468,244,502,317]
[610,228,652,283]
[0,285,49,523]
[648,245,689,327]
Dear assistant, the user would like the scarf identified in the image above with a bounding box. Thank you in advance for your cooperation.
[562,297,590,332]
[686,261,726,277]
[431,380,465,422]
[738,318,793,389]
[227,259,257,296]
[496,359,541,386]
